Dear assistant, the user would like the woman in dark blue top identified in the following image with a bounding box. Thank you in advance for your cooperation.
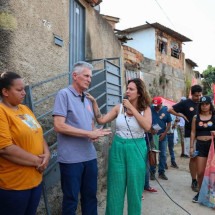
[190,96,215,203]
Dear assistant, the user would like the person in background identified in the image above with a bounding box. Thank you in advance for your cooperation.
[190,96,215,203]
[87,78,152,215]
[142,132,158,199]
[53,61,111,215]
[0,71,50,215]
[168,85,202,192]
[166,114,179,169]
[150,97,172,180]
[177,115,187,158]
[177,97,188,158]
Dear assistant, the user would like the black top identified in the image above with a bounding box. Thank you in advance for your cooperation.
[195,115,215,136]
[172,99,198,137]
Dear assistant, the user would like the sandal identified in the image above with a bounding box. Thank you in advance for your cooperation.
[145,187,158,192]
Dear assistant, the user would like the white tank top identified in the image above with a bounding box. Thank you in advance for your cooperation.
[115,104,145,139]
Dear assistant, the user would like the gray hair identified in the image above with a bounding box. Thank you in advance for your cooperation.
[72,61,93,74]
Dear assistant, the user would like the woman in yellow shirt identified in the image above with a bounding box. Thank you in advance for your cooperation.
[0,71,50,215]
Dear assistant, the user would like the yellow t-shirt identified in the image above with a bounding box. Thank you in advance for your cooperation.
[0,103,44,190]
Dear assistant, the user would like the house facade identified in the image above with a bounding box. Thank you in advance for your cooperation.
[120,22,194,100]
[184,58,202,97]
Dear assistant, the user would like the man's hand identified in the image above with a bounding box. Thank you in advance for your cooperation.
[151,128,157,135]
[179,113,189,122]
[159,133,166,141]
[88,128,112,140]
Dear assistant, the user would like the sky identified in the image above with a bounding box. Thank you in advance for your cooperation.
[100,0,215,73]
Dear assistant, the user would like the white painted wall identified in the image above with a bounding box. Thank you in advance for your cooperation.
[126,28,156,60]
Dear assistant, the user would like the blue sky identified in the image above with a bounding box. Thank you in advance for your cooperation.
[100,0,215,73]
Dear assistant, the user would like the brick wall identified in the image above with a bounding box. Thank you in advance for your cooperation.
[155,29,184,70]
[123,45,144,65]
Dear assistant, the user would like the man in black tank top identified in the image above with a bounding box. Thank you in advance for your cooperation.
[168,85,202,192]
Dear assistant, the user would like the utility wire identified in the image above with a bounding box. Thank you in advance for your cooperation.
[153,0,175,27]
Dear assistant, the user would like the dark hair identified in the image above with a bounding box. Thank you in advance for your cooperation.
[197,100,215,115]
[127,78,151,111]
[0,72,21,96]
[191,85,202,95]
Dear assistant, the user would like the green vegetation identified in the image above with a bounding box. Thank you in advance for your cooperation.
[202,65,215,95]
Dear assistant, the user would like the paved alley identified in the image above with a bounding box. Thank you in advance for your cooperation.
[98,144,215,215]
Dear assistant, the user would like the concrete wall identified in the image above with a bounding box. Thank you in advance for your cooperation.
[126,28,156,60]
[0,0,121,80]
[0,0,70,83]
[85,7,121,60]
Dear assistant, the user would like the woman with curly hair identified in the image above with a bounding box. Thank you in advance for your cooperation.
[87,78,152,215]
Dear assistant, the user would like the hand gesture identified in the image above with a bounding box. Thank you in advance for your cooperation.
[179,113,189,122]
[86,93,96,103]
[88,128,111,140]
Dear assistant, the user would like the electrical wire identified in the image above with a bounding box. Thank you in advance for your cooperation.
[146,162,191,215]
[153,0,175,27]
[124,115,191,215]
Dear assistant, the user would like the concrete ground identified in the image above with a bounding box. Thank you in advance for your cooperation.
[98,144,215,215]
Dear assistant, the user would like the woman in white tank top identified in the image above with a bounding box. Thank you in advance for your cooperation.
[87,78,152,215]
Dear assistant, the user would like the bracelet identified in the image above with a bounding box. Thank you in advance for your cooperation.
[190,146,193,148]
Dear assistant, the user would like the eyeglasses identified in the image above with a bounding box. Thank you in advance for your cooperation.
[201,102,210,105]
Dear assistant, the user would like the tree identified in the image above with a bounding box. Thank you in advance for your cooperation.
[202,65,215,95]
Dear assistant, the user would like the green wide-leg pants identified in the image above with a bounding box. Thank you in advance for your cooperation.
[106,135,147,215]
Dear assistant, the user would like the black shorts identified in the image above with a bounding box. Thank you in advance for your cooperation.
[196,139,213,157]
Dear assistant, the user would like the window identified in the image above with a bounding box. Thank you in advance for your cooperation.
[158,40,167,54]
[171,42,180,59]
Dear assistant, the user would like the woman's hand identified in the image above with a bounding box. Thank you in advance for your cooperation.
[86,93,96,103]
[211,131,215,136]
[190,147,194,158]
[122,98,133,112]
[37,153,50,173]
